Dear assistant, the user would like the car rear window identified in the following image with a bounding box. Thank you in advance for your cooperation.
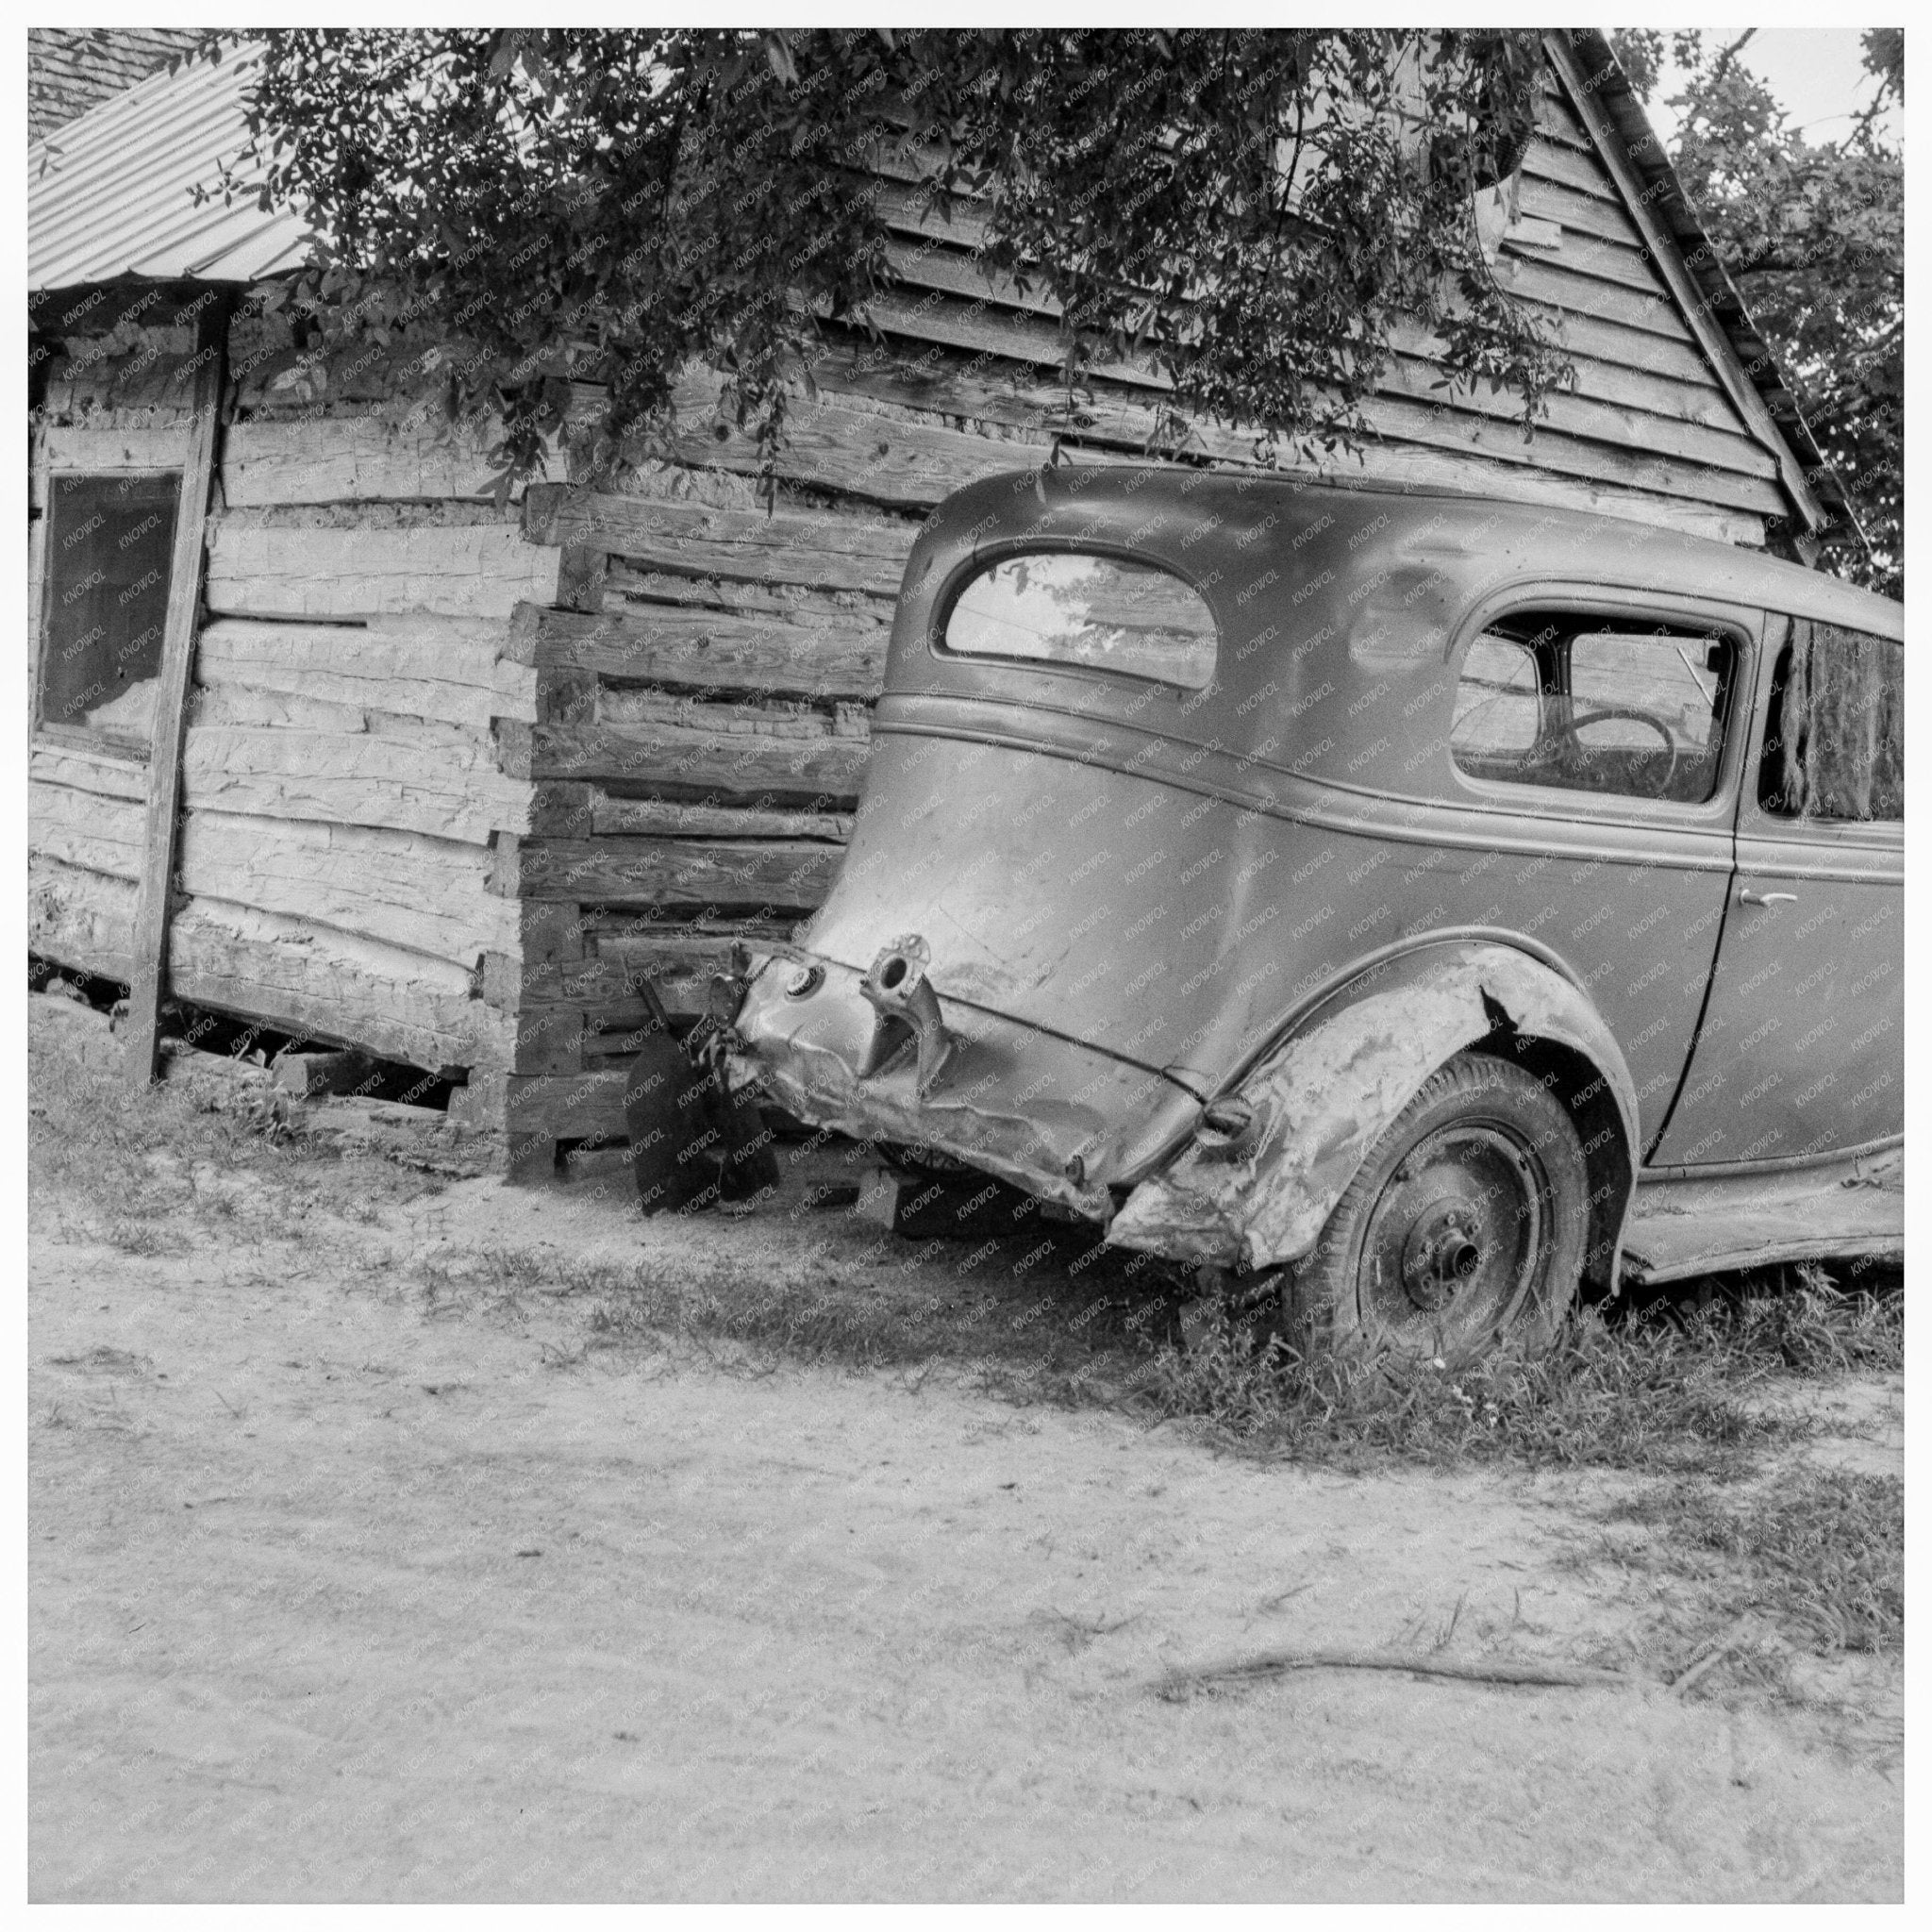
[941,551,1218,689]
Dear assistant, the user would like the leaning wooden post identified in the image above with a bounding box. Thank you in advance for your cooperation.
[125,291,229,1085]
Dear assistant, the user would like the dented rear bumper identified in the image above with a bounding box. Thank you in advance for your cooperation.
[726,951,1202,1221]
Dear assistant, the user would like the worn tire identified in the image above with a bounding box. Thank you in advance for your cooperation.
[1287,1050,1588,1364]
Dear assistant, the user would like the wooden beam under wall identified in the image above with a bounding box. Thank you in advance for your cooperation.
[124,292,230,1085]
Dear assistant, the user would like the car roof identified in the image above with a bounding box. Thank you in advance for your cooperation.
[924,465,1902,642]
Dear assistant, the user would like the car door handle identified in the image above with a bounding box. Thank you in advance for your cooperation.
[1737,888,1798,907]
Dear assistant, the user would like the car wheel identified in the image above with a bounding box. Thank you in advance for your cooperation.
[1287,1050,1589,1363]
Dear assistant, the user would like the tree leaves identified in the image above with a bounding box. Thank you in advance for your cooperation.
[1611,29,1902,596]
[224,29,1564,505]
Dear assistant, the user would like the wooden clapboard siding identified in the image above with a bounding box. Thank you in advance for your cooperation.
[195,618,539,729]
[29,856,138,981]
[176,810,516,967]
[1520,138,1622,200]
[1512,173,1646,248]
[168,898,515,1073]
[509,602,888,701]
[207,516,563,619]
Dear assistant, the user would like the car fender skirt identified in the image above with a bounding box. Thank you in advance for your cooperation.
[1108,942,1639,1275]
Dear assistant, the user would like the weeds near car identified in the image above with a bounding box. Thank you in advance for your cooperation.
[1139,1269,1900,1474]
[1607,1468,1904,1655]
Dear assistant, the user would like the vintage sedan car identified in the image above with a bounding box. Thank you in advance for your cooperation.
[722,468,1903,1359]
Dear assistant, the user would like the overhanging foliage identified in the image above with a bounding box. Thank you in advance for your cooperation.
[208,28,1566,499]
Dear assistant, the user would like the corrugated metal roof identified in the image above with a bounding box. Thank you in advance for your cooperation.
[27,42,320,290]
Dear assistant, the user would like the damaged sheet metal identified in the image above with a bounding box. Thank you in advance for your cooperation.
[1107,944,1638,1274]
[730,956,1201,1220]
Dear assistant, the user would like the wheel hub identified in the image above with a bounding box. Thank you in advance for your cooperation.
[1358,1122,1547,1351]
[1400,1200,1484,1311]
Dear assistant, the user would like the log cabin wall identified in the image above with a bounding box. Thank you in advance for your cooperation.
[28,296,566,1112]
[25,45,1821,1178]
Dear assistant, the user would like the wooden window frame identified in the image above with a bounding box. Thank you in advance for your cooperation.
[30,442,186,764]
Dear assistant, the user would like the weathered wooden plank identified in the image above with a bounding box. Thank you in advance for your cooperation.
[496,834,841,908]
[1543,34,1824,535]
[194,616,539,728]
[1512,174,1645,248]
[846,286,1160,386]
[1379,354,1774,479]
[508,601,888,701]
[181,724,532,843]
[1490,252,1692,340]
[800,332,1770,538]
[1520,308,1719,391]
[1531,75,1597,150]
[29,742,148,803]
[597,685,868,737]
[666,366,1061,510]
[168,896,516,1074]
[524,486,921,597]
[221,415,539,507]
[28,777,146,879]
[44,424,193,473]
[188,681,514,756]
[509,935,750,1017]
[206,519,563,620]
[588,793,854,841]
[28,855,138,981]
[176,809,517,967]
[1356,391,1787,518]
[500,1071,630,1139]
[1520,137,1622,201]
[501,718,871,801]
[124,295,225,1085]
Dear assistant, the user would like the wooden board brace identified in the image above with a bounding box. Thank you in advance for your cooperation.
[125,292,230,1085]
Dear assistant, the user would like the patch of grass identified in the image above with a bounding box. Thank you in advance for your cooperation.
[1607,1468,1904,1656]
[575,1238,1181,1377]
[1707,1262,1904,1374]
[1140,1306,1801,1474]
[100,1218,191,1258]
[28,1001,420,1241]
[1139,1264,1901,1473]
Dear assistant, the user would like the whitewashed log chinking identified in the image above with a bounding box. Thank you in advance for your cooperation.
[26,32,1843,1179]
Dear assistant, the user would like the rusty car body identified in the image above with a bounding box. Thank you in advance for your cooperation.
[723,468,1903,1356]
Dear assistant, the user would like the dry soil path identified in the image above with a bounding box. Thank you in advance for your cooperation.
[29,1183,1902,1901]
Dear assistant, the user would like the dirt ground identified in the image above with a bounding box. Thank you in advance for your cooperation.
[28,1038,1904,1901]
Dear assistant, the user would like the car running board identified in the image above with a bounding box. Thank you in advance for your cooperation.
[1621,1144,1904,1285]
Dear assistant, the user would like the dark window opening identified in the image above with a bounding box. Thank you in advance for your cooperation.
[1452,611,1736,805]
[37,471,179,756]
[1757,621,1903,823]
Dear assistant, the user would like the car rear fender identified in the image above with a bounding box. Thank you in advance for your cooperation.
[1108,941,1639,1285]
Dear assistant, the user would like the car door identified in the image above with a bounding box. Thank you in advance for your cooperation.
[1442,592,1752,1136]
[1646,615,1904,1167]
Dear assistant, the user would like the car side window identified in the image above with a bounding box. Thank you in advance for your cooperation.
[1451,612,1735,805]
[1757,620,1903,823]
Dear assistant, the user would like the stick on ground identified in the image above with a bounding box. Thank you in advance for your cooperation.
[1153,1647,1629,1697]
